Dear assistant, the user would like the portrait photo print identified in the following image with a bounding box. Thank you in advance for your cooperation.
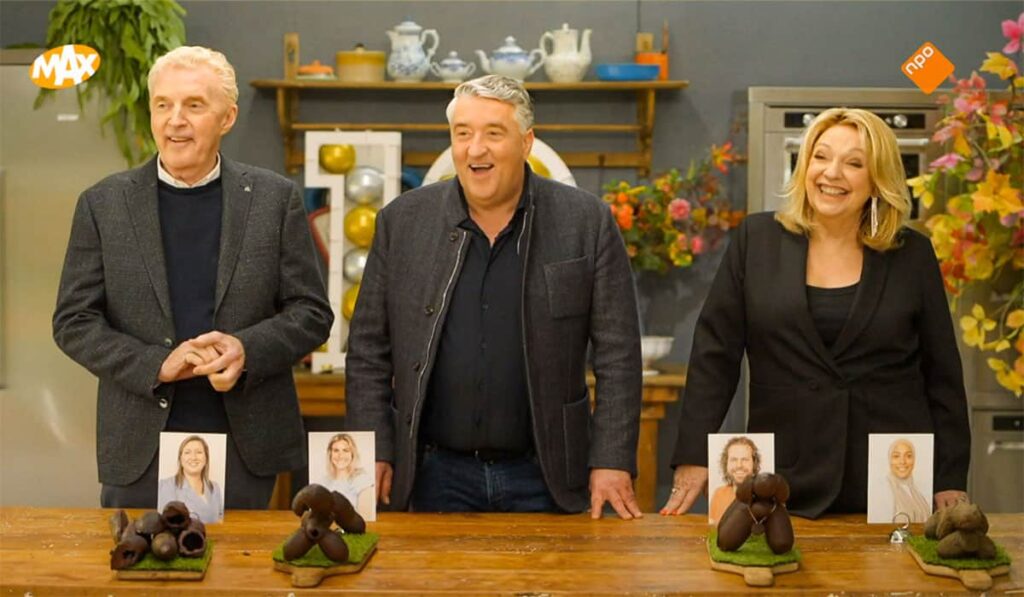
[706,433,775,524]
[157,432,227,524]
[867,433,934,524]
[308,431,377,521]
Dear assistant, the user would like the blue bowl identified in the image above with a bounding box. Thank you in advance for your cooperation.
[595,63,660,81]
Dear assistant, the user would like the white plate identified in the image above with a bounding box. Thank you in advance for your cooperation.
[421,138,576,187]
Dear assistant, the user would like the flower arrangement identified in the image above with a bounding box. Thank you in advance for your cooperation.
[603,141,745,273]
[913,11,1024,396]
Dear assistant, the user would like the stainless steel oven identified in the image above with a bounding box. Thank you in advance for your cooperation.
[748,87,942,218]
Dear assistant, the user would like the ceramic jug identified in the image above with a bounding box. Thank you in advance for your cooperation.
[476,36,545,80]
[540,23,592,83]
[386,19,440,82]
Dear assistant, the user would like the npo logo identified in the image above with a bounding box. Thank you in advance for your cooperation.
[901,42,954,95]
[29,44,101,89]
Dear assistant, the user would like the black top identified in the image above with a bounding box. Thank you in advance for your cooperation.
[806,282,859,349]
[420,185,531,454]
[158,179,229,433]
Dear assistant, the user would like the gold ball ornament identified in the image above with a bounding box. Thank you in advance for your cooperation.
[527,154,551,178]
[342,283,360,320]
[344,206,377,248]
[318,144,356,174]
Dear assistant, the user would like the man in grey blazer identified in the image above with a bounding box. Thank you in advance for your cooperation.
[346,75,643,518]
[53,47,332,508]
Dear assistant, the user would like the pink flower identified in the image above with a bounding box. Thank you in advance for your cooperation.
[930,153,965,171]
[668,198,691,221]
[954,93,986,115]
[690,236,705,255]
[966,158,986,183]
[932,121,964,142]
[1002,12,1024,54]
[990,101,1009,126]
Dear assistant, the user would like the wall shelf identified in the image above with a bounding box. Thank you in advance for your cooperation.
[250,78,688,176]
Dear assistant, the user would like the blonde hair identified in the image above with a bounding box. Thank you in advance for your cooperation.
[445,75,535,133]
[776,108,910,251]
[174,435,212,490]
[148,46,239,104]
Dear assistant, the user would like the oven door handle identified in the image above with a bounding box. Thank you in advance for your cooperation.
[987,440,1024,455]
[785,137,932,149]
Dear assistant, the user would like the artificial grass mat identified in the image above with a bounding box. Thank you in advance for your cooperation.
[906,535,1011,570]
[272,531,379,567]
[123,540,213,572]
[708,531,801,567]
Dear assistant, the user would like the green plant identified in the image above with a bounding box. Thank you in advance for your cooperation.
[602,141,745,273]
[913,11,1024,397]
[35,0,186,165]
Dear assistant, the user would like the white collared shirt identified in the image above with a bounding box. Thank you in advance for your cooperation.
[157,154,222,188]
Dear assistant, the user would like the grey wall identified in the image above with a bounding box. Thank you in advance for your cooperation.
[2,0,1017,508]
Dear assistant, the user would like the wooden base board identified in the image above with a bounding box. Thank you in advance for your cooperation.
[907,544,1009,591]
[273,545,377,588]
[116,568,206,581]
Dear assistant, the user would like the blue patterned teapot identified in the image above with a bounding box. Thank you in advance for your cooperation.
[476,36,545,81]
[386,19,439,82]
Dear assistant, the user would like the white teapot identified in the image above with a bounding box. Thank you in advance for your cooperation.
[540,23,592,83]
[475,36,545,81]
[430,51,476,83]
[386,19,440,82]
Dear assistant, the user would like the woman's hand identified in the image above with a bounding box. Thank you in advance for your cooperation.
[660,465,708,516]
[934,489,969,510]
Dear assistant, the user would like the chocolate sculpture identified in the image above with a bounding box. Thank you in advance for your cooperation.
[109,501,207,569]
[282,484,367,562]
[924,502,997,560]
[716,472,794,554]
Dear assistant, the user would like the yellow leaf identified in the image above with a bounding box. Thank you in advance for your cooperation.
[982,318,997,332]
[997,125,1014,150]
[960,315,977,332]
[971,304,986,319]
[953,134,971,156]
[1007,310,1024,329]
[981,52,1019,80]
[987,357,1007,372]
[995,339,1011,352]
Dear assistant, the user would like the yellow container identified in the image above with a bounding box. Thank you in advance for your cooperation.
[336,47,386,83]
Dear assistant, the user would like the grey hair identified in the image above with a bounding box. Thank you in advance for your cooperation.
[148,46,239,104]
[445,75,534,133]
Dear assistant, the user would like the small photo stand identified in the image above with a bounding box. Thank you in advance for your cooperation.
[706,433,775,524]
[157,432,227,524]
[308,431,377,521]
[867,433,934,524]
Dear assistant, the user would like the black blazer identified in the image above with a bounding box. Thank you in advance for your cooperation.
[671,212,970,518]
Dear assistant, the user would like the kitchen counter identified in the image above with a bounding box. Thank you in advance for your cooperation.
[1,507,1020,594]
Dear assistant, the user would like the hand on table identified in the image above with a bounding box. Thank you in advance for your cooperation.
[590,468,643,520]
[660,465,708,516]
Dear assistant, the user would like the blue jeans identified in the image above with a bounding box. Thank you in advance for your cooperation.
[410,445,561,513]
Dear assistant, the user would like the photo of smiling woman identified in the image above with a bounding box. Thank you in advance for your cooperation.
[157,434,225,523]
[868,433,934,523]
[314,432,375,520]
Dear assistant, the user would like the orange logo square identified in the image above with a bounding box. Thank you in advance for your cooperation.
[901,42,954,95]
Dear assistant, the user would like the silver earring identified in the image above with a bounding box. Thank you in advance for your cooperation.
[870,196,879,237]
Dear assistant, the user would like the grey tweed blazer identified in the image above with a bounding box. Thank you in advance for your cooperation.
[346,170,642,512]
[53,157,333,485]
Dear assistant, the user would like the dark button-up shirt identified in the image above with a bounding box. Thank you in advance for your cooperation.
[420,182,532,453]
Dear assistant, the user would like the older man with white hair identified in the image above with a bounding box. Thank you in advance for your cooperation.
[346,75,643,518]
[53,46,333,508]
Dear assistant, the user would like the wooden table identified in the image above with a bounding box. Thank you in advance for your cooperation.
[292,370,685,512]
[2,507,1021,594]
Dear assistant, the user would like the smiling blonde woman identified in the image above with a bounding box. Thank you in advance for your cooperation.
[662,108,970,519]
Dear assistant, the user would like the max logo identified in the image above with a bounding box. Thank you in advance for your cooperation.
[901,42,954,95]
[29,45,101,89]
